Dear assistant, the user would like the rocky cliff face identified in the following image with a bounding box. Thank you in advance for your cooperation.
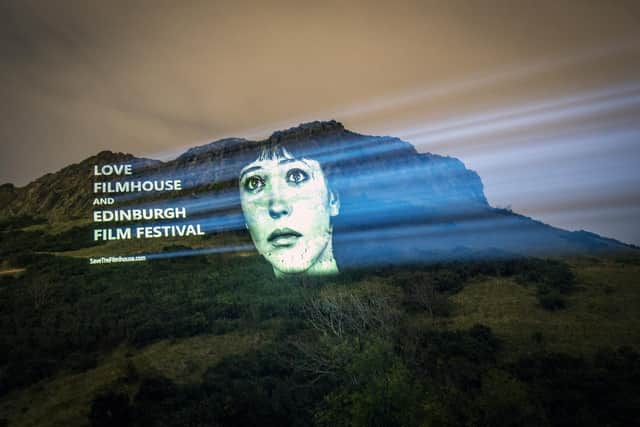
[0,121,488,221]
[0,151,161,221]
[0,120,630,259]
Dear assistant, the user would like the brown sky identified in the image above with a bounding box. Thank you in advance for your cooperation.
[1,0,640,243]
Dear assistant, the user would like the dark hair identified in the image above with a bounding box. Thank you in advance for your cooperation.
[236,138,343,196]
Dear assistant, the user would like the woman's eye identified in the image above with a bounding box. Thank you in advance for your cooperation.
[244,176,264,192]
[286,168,309,185]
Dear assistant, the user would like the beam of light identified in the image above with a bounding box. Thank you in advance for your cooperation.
[136,41,640,165]
[123,192,637,264]
[334,41,640,119]
[116,188,240,214]
[113,121,637,262]
[144,244,255,261]
[532,204,640,244]
[334,214,543,244]
[404,83,640,146]
[93,214,245,235]
[112,133,422,203]
[166,213,245,234]
[103,77,640,264]
[427,114,639,159]
[463,126,640,175]
[331,209,617,267]
[368,77,639,248]
[205,40,640,142]
[116,82,640,205]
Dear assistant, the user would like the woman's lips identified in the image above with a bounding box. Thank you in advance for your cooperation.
[268,228,302,247]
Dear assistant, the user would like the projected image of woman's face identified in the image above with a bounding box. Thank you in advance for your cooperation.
[239,151,340,277]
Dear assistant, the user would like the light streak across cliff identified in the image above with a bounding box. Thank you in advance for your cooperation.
[100,75,640,262]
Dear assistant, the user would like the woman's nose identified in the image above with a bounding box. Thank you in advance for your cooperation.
[268,192,290,219]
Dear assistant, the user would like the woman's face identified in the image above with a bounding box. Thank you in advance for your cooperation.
[239,153,340,276]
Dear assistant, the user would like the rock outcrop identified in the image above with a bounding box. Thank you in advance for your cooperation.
[0,120,632,261]
[0,151,161,221]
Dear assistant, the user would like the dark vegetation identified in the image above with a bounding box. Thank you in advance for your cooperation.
[0,218,638,426]
[0,215,46,232]
[0,217,100,258]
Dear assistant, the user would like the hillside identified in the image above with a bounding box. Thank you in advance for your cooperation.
[1,251,638,427]
[0,152,161,222]
[0,121,632,263]
[0,120,638,426]
[0,121,488,219]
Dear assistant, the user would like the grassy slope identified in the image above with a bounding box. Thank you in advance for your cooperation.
[445,256,640,357]
[0,331,273,427]
[22,219,92,235]
[1,255,638,426]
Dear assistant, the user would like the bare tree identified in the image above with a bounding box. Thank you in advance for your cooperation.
[302,290,399,339]
[403,274,452,317]
[289,288,400,384]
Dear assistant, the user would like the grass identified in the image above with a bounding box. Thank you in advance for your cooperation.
[442,256,640,358]
[0,331,273,427]
[22,219,92,235]
[1,254,638,426]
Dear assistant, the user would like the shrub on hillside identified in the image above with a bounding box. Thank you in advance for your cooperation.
[89,388,133,427]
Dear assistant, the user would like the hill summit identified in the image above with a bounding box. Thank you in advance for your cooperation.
[0,120,632,261]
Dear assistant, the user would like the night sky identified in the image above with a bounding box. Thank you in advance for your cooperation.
[1,0,639,244]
